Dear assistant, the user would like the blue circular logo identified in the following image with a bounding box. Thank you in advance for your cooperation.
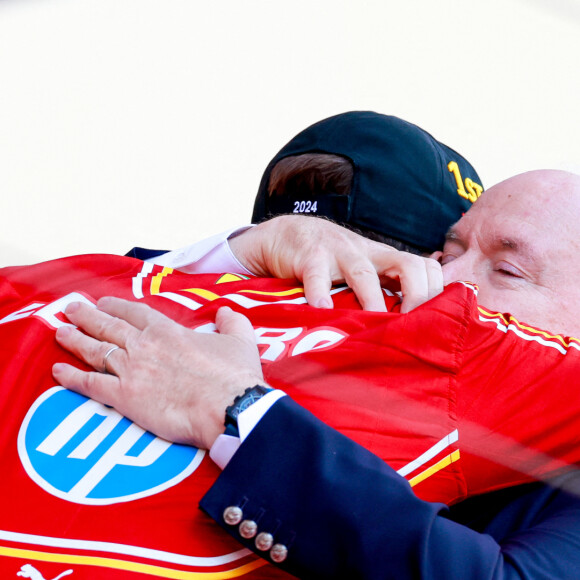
[18,387,204,505]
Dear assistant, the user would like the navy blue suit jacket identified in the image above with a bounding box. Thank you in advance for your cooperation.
[201,397,580,579]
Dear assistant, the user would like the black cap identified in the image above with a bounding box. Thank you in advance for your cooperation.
[252,111,483,253]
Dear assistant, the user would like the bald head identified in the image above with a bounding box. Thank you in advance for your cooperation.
[441,170,580,336]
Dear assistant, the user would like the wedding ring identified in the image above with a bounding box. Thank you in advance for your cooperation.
[103,345,121,374]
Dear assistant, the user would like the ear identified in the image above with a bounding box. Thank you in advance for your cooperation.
[429,251,443,263]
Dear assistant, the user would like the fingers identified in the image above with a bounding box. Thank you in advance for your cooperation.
[97,296,169,329]
[55,324,127,374]
[62,297,172,364]
[215,306,256,339]
[215,307,264,380]
[391,255,443,313]
[300,262,334,310]
[229,216,443,315]
[425,258,444,299]
[64,300,137,348]
[300,246,386,311]
[103,345,123,374]
[299,247,440,313]
[341,260,388,312]
[52,361,120,405]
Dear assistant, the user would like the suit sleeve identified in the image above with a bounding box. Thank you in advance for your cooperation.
[200,397,580,580]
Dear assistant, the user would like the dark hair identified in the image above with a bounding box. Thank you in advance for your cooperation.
[268,153,353,198]
[267,153,424,255]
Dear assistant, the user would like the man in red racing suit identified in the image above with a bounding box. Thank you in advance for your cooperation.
[0,254,578,578]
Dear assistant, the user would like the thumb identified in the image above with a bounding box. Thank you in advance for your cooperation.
[215,306,256,342]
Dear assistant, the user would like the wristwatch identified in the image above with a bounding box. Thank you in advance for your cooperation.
[224,385,272,438]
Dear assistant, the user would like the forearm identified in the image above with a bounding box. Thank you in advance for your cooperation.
[144,215,444,312]
[201,397,577,580]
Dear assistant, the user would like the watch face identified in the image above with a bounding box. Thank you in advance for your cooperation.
[227,386,270,421]
[240,389,266,410]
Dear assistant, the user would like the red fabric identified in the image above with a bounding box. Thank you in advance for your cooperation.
[1,254,579,579]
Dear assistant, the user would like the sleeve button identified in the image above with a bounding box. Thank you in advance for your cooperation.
[255,531,274,551]
[239,519,258,539]
[270,543,288,563]
[223,506,243,526]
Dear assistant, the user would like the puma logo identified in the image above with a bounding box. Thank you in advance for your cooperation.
[17,563,73,580]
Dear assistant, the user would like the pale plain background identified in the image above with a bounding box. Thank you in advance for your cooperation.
[0,0,578,266]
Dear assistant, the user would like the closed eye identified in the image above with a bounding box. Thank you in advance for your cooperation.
[439,252,458,266]
[495,262,524,278]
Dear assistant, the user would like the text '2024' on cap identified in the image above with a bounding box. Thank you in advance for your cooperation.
[252,111,484,253]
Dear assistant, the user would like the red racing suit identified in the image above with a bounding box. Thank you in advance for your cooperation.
[0,254,579,579]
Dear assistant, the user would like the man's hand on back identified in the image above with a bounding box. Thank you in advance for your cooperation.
[53,299,264,450]
[229,215,443,313]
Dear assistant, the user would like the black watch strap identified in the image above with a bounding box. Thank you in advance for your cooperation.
[224,385,272,438]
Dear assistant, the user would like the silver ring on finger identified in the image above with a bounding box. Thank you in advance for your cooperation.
[103,345,121,374]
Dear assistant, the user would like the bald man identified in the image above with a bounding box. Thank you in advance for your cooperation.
[51,169,580,579]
